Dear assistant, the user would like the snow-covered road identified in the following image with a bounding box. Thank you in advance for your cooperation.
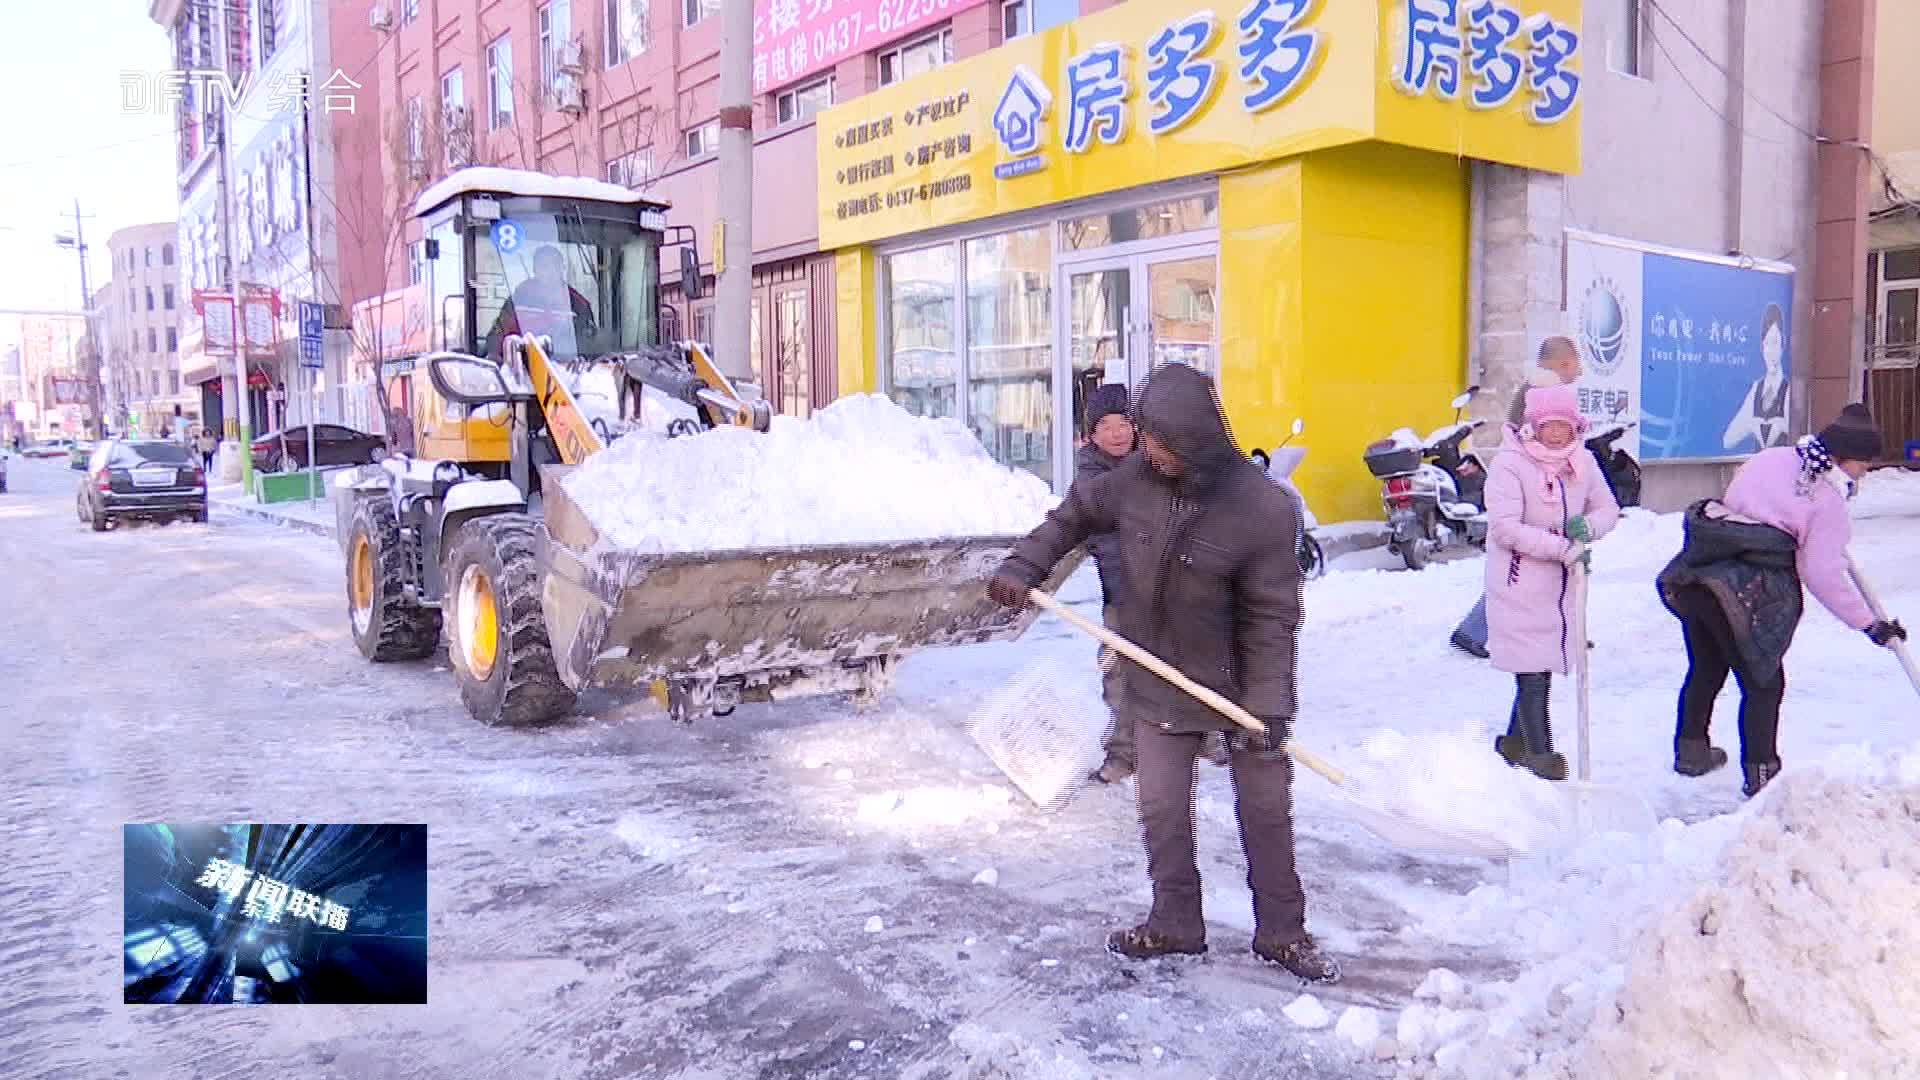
[3,453,1916,1080]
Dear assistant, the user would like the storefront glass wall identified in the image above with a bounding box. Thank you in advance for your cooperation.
[966,226,1052,483]
[884,244,959,419]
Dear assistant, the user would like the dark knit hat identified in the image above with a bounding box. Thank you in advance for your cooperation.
[1085,383,1132,428]
[1818,403,1882,462]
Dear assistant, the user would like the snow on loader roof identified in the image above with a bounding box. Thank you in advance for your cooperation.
[413,167,664,217]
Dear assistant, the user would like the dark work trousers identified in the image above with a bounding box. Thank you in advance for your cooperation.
[1671,587,1786,765]
[1133,719,1307,945]
[1504,672,1554,754]
[1098,603,1135,767]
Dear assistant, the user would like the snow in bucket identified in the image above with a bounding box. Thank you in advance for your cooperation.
[560,393,1057,552]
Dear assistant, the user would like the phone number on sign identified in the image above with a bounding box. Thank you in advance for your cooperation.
[796,0,956,72]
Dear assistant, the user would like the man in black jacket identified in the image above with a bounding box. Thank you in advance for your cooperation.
[1079,383,1140,784]
[988,363,1338,982]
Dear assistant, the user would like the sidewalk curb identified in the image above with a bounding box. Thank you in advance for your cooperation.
[213,501,334,539]
[1321,526,1389,560]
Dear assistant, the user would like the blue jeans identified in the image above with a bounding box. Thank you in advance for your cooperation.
[1455,593,1489,649]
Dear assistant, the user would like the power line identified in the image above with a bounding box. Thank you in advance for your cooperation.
[1642,25,1792,147]
[1643,0,1819,143]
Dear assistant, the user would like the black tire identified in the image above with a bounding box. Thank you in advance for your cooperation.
[346,496,441,661]
[89,496,108,532]
[1403,537,1432,571]
[443,514,575,727]
[1300,534,1327,579]
[193,505,210,524]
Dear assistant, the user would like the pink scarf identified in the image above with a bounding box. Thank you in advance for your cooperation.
[1522,437,1579,491]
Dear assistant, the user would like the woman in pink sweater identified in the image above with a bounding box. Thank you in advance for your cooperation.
[1657,404,1908,796]
[1484,385,1620,780]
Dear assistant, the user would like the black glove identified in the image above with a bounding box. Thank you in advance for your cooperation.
[1227,719,1291,755]
[987,572,1031,610]
[1866,619,1908,647]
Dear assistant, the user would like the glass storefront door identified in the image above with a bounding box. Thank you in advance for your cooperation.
[1141,251,1218,382]
[1065,261,1131,463]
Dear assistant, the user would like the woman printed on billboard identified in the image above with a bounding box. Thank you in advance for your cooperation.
[1722,304,1791,452]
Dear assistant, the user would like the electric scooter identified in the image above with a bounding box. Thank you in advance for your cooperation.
[1585,415,1642,509]
[1362,388,1490,571]
[1267,418,1326,579]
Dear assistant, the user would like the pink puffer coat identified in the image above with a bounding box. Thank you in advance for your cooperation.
[1485,427,1621,675]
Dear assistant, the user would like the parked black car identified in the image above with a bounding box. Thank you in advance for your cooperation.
[251,424,388,472]
[77,440,208,530]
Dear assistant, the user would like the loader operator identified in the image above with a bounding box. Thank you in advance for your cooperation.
[483,244,599,361]
[987,362,1340,984]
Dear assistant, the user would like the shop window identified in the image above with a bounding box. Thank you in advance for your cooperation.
[966,226,1052,483]
[1607,0,1642,77]
[684,119,719,158]
[885,244,957,419]
[879,28,953,87]
[683,0,719,27]
[773,285,811,418]
[691,303,714,347]
[777,76,834,125]
[1061,194,1219,251]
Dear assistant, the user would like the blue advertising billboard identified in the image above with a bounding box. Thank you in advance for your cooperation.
[1567,231,1796,463]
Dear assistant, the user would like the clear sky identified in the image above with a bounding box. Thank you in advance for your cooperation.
[0,1,177,334]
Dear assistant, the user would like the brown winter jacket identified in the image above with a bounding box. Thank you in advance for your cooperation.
[998,364,1304,734]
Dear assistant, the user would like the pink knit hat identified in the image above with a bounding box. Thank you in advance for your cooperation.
[1523,384,1588,433]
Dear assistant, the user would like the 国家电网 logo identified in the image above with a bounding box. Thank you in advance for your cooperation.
[1579,277,1631,376]
[992,65,1052,180]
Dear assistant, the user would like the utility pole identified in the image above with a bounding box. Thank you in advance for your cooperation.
[713,0,755,382]
[54,201,105,440]
[218,106,255,493]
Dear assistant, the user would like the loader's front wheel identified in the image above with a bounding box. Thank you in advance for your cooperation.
[444,514,575,727]
[347,497,442,661]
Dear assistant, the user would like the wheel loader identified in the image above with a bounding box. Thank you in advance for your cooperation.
[333,169,1076,728]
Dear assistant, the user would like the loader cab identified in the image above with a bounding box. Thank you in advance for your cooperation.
[410,173,670,468]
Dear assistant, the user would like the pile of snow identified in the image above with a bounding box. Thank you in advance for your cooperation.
[1412,743,1920,1079]
[1338,725,1579,859]
[561,394,1056,552]
[1853,465,1920,519]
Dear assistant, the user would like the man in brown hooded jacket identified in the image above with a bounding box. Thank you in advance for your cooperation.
[988,362,1338,982]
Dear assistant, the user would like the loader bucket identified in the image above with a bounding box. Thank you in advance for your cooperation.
[536,465,1080,711]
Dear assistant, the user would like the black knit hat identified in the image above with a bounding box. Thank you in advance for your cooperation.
[1085,383,1132,428]
[1818,403,1882,462]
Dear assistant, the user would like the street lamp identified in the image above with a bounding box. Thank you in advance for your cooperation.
[53,223,105,439]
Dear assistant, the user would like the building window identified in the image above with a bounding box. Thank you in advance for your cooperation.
[1607,0,1642,76]
[539,1,572,97]
[164,285,175,310]
[777,76,833,125]
[402,0,419,24]
[606,0,649,66]
[487,36,515,129]
[441,67,464,118]
[405,96,426,173]
[148,329,158,353]
[684,119,719,158]
[407,240,426,285]
[879,28,953,87]
[167,328,178,353]
[162,243,174,265]
[145,247,154,267]
[171,371,182,394]
[255,0,278,65]
[145,287,155,311]
[606,148,654,186]
[1001,0,1030,40]
[683,0,719,27]
[884,244,958,420]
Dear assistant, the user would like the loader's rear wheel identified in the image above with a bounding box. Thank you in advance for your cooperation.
[347,497,442,661]
[444,514,575,727]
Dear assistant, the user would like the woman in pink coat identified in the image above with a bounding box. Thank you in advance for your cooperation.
[1484,385,1621,780]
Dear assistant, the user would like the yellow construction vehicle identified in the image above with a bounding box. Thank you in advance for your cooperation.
[333,169,1074,727]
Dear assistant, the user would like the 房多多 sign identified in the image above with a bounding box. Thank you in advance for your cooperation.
[817,0,1583,248]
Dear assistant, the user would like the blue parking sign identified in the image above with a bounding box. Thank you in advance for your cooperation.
[299,301,324,370]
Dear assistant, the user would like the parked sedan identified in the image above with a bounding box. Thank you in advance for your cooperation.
[251,424,388,472]
[22,438,72,459]
[77,439,208,530]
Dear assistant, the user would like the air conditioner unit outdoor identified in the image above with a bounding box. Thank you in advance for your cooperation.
[559,37,588,74]
[369,4,395,30]
[554,82,587,115]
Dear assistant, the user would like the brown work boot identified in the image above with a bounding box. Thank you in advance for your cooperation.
[1674,739,1730,777]
[1493,734,1527,767]
[1523,751,1569,782]
[1106,925,1207,960]
[1742,759,1781,798]
[1253,933,1341,984]
[1090,756,1135,784]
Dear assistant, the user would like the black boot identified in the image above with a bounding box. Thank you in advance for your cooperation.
[1742,760,1781,798]
[1523,751,1569,782]
[1674,739,1730,777]
[1494,734,1527,767]
[1513,674,1563,779]
[1253,933,1341,984]
[1106,925,1206,960]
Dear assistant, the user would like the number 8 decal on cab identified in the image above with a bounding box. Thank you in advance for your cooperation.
[491,219,522,254]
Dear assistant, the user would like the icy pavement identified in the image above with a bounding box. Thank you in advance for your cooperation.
[2,454,1918,1080]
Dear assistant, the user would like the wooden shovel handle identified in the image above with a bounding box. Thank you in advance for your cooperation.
[1026,590,1347,787]
[1846,552,1920,699]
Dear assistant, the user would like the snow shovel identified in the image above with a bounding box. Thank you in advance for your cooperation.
[1846,552,1920,698]
[1018,590,1628,860]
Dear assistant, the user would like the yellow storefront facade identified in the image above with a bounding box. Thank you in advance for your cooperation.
[819,0,1584,523]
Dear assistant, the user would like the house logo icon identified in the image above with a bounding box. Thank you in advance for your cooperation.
[992,65,1051,180]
